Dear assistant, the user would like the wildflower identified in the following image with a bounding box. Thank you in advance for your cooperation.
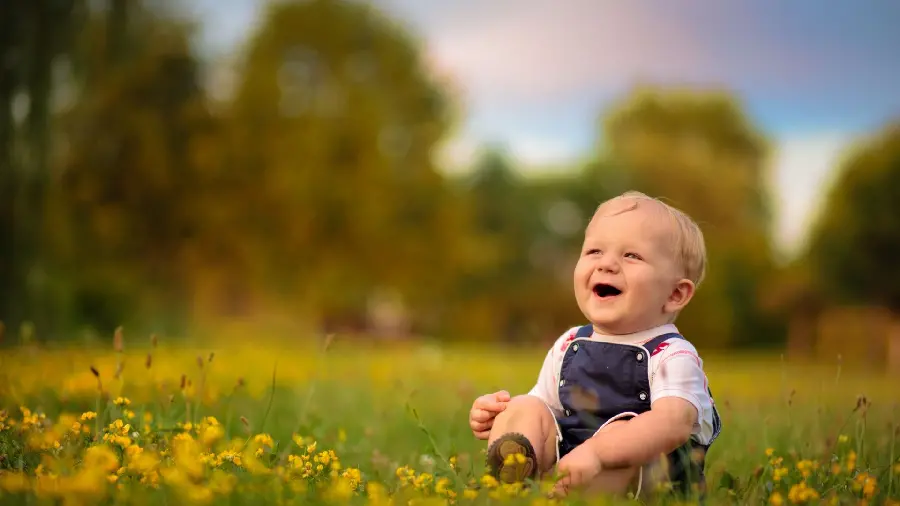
[765,448,775,457]
[413,472,433,491]
[253,433,274,449]
[367,482,392,505]
[463,488,479,500]
[480,474,499,489]
[0,472,29,493]
[396,466,416,487]
[449,455,457,470]
[113,397,131,408]
[768,492,784,505]
[894,462,900,475]
[853,472,876,499]
[837,434,849,444]
[773,467,789,482]
[342,467,362,490]
[846,450,857,471]
[84,444,120,474]
[796,459,815,479]
[787,482,819,503]
[200,425,224,448]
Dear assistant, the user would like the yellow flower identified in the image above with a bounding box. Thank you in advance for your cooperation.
[200,425,224,448]
[765,448,775,457]
[796,460,815,479]
[0,472,30,493]
[84,444,120,474]
[113,397,131,408]
[787,482,819,504]
[253,433,274,449]
[837,434,849,444]
[853,472,877,499]
[463,488,479,500]
[894,462,900,475]
[846,450,857,471]
[480,474,499,489]
[80,411,97,422]
[773,467,789,482]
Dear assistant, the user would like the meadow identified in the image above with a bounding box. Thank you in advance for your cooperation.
[0,332,898,505]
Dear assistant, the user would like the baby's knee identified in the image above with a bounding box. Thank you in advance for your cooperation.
[507,394,546,410]
[502,395,552,418]
[496,395,553,424]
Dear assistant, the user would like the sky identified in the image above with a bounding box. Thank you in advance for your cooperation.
[181,0,900,258]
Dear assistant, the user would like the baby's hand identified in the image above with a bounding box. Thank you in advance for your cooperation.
[552,443,603,497]
[468,390,511,439]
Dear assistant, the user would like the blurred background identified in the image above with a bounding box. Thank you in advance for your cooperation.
[2,0,899,371]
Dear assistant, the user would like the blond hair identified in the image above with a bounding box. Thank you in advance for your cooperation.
[597,191,707,287]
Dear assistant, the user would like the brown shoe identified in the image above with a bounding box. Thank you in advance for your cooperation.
[486,432,537,483]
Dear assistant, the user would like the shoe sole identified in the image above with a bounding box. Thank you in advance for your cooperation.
[486,432,537,483]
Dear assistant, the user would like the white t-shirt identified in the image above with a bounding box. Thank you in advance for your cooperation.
[527,323,719,446]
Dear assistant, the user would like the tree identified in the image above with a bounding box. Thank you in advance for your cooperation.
[226,0,464,334]
[806,122,900,312]
[47,3,220,334]
[0,0,86,335]
[596,86,780,348]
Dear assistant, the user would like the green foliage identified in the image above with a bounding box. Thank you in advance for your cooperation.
[806,123,900,311]
[3,0,899,349]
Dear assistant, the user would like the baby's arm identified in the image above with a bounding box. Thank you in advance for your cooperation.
[584,397,697,469]
[585,341,710,469]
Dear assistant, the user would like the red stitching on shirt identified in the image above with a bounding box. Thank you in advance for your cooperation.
[663,349,700,366]
[651,341,671,357]
[559,331,576,351]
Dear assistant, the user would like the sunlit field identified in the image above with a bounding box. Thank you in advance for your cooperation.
[1,334,899,505]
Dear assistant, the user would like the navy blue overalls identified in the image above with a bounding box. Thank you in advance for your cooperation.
[556,324,722,495]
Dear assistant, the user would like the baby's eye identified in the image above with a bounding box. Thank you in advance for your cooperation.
[585,249,601,256]
[625,252,642,260]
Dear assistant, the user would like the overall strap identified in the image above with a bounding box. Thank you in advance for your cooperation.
[575,324,594,338]
[644,332,683,355]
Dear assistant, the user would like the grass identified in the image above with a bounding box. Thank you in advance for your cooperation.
[0,334,898,505]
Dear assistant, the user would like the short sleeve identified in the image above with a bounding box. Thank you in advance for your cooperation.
[649,340,716,445]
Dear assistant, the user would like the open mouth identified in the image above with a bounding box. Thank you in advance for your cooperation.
[593,283,622,298]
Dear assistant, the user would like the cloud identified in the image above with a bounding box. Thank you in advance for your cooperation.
[396,0,900,114]
[420,0,715,104]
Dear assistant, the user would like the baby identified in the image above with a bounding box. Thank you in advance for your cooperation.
[468,191,722,499]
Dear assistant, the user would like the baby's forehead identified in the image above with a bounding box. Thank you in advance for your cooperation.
[587,199,678,244]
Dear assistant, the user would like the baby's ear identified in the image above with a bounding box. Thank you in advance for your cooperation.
[664,279,695,314]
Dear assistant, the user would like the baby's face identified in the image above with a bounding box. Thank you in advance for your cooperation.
[573,198,692,335]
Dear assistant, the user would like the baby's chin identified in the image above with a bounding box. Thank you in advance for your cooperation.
[585,316,660,336]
